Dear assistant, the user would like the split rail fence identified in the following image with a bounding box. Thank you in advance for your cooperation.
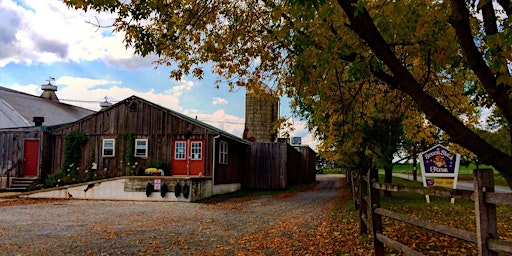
[347,168,512,255]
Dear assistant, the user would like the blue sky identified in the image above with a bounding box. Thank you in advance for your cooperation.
[0,0,317,148]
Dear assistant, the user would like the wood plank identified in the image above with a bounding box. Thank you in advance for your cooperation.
[486,192,512,206]
[372,182,474,199]
[376,233,426,256]
[375,208,477,242]
[360,213,371,233]
[487,239,512,254]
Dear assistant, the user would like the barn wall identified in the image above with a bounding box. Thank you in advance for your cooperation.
[50,98,246,184]
[213,137,248,185]
[0,128,44,177]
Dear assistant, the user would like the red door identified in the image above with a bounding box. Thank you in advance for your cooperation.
[23,140,40,177]
[171,140,205,176]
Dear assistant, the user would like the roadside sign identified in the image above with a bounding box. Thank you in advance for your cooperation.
[419,144,460,203]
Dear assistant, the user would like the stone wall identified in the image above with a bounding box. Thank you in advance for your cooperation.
[244,91,278,142]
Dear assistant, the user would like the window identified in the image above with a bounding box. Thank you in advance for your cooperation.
[102,139,115,157]
[191,142,202,160]
[219,141,228,164]
[175,142,186,159]
[135,139,148,157]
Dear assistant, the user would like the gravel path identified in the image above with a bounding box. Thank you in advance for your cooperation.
[0,174,344,255]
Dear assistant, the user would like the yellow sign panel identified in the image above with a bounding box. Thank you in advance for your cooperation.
[433,178,454,186]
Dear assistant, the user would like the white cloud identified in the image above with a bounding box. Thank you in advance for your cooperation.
[7,83,40,95]
[165,80,195,97]
[212,97,228,106]
[191,109,245,137]
[0,0,148,69]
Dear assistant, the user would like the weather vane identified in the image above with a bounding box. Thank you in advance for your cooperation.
[46,77,55,85]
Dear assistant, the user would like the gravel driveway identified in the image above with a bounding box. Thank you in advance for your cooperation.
[0,174,345,255]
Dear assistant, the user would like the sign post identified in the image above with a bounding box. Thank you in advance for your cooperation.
[419,145,460,204]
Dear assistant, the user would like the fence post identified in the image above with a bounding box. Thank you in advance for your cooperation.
[369,168,385,256]
[349,170,359,210]
[474,169,498,256]
[358,169,368,235]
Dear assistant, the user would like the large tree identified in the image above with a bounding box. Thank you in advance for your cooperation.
[65,0,512,188]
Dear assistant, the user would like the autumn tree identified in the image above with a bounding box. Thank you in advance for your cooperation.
[65,0,512,188]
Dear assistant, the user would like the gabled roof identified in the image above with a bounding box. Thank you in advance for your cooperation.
[68,95,251,145]
[0,86,95,129]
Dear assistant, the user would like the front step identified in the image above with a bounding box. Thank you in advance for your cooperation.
[6,177,38,192]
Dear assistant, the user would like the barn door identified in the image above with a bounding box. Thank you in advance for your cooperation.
[171,140,205,176]
[23,139,40,177]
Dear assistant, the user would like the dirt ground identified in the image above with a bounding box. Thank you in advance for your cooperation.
[1,174,369,255]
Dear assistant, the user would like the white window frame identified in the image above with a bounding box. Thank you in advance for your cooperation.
[134,139,148,158]
[219,141,228,164]
[102,139,115,157]
[175,141,186,160]
[191,141,202,160]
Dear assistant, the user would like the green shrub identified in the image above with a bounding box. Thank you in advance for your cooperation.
[44,172,63,187]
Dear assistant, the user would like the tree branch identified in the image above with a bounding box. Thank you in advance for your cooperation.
[450,0,512,126]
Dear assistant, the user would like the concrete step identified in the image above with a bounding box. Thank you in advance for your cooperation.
[7,177,38,192]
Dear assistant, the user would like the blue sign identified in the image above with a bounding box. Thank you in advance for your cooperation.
[419,144,460,203]
[421,145,457,175]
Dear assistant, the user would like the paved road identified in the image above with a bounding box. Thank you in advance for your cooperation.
[0,174,345,255]
[392,173,511,192]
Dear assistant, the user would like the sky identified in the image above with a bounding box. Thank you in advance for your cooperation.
[0,0,317,149]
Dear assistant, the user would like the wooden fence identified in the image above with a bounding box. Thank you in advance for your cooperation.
[348,168,512,255]
[244,142,316,189]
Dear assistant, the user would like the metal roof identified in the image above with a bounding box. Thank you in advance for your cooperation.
[0,86,95,129]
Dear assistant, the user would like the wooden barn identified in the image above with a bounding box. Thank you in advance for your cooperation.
[48,96,250,194]
[0,84,94,190]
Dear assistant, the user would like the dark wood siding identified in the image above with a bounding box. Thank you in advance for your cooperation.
[50,97,247,185]
[244,142,287,189]
[0,128,49,177]
[244,142,316,189]
[294,146,317,185]
[213,137,247,185]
